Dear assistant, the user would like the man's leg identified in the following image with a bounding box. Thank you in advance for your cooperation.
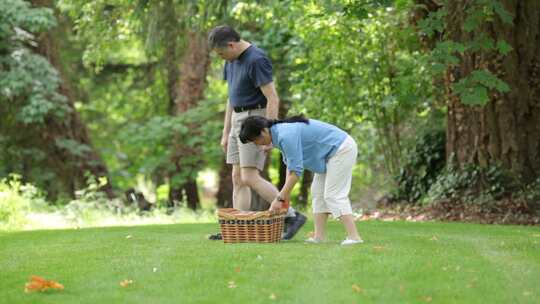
[240,167,278,202]
[241,167,306,240]
[232,164,251,211]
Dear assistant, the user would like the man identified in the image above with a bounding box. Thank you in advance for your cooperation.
[208,25,306,240]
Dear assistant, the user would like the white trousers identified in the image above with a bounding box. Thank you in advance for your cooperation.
[311,135,357,218]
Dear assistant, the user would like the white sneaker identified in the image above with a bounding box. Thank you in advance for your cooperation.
[304,237,324,244]
[341,238,364,246]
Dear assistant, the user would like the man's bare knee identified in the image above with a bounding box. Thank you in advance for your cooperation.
[240,167,260,187]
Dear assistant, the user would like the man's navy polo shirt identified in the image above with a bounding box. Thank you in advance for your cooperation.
[223,45,273,108]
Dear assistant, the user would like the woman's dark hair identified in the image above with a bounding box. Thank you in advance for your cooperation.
[239,114,309,144]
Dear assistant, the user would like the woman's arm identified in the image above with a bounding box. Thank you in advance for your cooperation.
[269,169,299,211]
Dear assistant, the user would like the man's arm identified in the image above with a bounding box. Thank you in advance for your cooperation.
[221,99,232,153]
[260,81,279,120]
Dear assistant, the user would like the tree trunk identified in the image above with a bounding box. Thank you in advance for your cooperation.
[298,170,313,208]
[162,1,183,208]
[445,0,540,185]
[169,30,211,210]
[216,159,233,208]
[32,0,115,199]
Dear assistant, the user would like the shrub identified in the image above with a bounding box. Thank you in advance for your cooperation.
[393,129,446,203]
[0,174,47,230]
[424,163,518,205]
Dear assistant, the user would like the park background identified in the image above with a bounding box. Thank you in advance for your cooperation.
[2,0,539,228]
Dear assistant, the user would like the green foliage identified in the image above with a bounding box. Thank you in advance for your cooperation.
[424,163,518,205]
[417,0,513,106]
[271,2,435,176]
[0,0,78,199]
[393,129,446,203]
[0,0,69,123]
[61,175,120,225]
[453,69,510,105]
[516,177,540,204]
[0,174,47,230]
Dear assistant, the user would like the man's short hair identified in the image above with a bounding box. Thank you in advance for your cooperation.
[208,25,241,49]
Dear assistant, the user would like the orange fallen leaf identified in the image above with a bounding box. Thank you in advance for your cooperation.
[352,284,362,293]
[24,275,64,293]
[120,279,133,287]
[234,267,241,273]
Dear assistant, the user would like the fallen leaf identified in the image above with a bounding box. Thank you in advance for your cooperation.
[422,296,433,302]
[399,285,405,293]
[228,281,237,289]
[373,246,385,252]
[24,275,64,293]
[120,279,133,287]
[269,293,277,300]
[126,235,133,239]
[352,284,362,293]
[430,236,438,241]
[234,267,241,273]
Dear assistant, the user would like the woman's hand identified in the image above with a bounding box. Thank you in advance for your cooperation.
[269,192,290,211]
[269,199,282,211]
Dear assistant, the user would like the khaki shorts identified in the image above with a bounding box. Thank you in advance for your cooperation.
[226,108,266,171]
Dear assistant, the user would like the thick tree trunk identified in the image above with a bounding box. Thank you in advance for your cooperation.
[169,31,211,210]
[298,170,313,208]
[216,159,233,208]
[445,0,540,185]
[32,0,115,199]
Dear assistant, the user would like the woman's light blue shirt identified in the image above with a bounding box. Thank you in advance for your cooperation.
[270,119,348,176]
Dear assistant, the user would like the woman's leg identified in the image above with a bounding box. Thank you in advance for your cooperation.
[340,214,361,241]
[311,173,330,240]
[324,136,362,241]
[313,213,329,240]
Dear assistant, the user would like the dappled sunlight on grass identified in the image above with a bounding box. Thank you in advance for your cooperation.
[20,207,217,231]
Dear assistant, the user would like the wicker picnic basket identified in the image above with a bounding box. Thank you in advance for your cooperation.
[218,208,288,243]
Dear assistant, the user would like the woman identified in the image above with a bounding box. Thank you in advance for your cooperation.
[239,115,363,245]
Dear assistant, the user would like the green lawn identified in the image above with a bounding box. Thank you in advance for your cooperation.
[1,220,539,303]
